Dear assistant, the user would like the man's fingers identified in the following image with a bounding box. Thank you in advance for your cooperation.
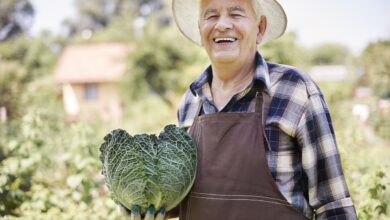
[155,208,166,220]
[144,206,155,220]
[130,205,142,220]
[122,205,166,220]
[118,205,132,220]
[130,212,141,220]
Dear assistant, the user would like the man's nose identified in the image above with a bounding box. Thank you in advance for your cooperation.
[215,15,233,31]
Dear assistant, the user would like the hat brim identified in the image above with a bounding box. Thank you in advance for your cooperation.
[172,0,287,46]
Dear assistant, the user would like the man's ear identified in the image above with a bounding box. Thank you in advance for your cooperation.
[256,16,267,45]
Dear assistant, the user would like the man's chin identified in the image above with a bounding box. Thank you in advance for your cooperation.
[210,53,240,64]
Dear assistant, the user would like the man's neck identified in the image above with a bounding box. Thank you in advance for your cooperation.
[210,59,256,110]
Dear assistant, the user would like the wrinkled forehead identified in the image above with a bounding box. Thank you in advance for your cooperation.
[199,0,257,15]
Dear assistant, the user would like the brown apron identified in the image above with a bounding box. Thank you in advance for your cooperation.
[179,91,308,220]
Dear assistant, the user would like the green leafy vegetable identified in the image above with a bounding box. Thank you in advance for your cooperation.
[99,125,196,214]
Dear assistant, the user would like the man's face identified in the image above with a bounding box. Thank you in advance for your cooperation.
[199,0,264,65]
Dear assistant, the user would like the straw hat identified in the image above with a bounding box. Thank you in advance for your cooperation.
[172,0,287,46]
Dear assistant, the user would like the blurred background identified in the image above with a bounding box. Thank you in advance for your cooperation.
[0,0,389,219]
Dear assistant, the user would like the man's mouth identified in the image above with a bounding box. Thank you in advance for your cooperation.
[213,37,237,44]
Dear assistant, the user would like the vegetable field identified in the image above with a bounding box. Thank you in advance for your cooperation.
[1,77,389,219]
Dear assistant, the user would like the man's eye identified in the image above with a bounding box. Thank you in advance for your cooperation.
[206,15,218,20]
[231,14,243,17]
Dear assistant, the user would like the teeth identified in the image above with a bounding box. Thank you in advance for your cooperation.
[214,37,236,43]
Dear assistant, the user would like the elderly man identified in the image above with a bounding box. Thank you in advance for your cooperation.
[121,0,358,219]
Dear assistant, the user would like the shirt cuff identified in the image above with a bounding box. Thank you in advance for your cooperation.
[315,198,357,220]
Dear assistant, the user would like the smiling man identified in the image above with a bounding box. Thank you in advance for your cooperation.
[198,0,266,110]
[172,0,358,219]
[118,0,357,219]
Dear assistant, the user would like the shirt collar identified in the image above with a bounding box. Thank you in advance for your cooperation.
[189,52,271,96]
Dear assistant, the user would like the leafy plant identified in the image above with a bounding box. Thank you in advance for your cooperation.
[357,170,389,220]
[100,125,197,214]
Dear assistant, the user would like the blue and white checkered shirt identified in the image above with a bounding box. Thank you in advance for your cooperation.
[177,52,357,219]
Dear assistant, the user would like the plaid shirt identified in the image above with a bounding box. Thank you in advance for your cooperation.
[177,52,357,219]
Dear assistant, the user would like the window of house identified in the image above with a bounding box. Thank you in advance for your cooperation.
[84,84,98,101]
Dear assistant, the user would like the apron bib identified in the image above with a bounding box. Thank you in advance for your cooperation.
[179,91,308,220]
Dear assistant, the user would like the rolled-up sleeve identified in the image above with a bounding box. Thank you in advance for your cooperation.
[296,92,357,220]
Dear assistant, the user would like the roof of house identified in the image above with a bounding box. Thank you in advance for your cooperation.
[308,65,349,82]
[53,43,135,83]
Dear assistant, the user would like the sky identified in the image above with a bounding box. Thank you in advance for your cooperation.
[30,0,390,54]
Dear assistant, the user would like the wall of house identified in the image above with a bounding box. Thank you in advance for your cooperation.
[70,82,123,127]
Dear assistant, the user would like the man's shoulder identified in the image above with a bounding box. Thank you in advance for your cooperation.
[265,62,326,136]
[266,62,320,97]
[177,89,200,128]
[267,62,311,84]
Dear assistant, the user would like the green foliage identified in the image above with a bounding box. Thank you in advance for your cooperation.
[0,68,65,216]
[357,170,388,219]
[309,43,351,65]
[0,88,119,218]
[0,109,49,216]
[0,35,57,73]
[0,59,27,120]
[360,40,390,98]
[261,32,309,67]
[328,90,390,220]
[0,35,58,120]
[0,37,29,60]
[358,40,390,140]
[123,21,207,107]
[0,33,120,218]
[369,105,390,140]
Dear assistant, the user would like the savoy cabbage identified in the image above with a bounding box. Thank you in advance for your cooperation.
[99,125,197,214]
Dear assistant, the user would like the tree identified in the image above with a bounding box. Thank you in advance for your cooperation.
[261,32,309,68]
[0,34,57,121]
[360,40,390,98]
[0,0,34,41]
[123,21,207,108]
[0,60,27,121]
[63,0,165,38]
[309,43,351,65]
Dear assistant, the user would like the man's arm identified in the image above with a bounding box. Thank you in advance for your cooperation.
[296,92,357,220]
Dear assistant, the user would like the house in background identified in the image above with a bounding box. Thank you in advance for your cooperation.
[308,65,349,82]
[53,43,134,126]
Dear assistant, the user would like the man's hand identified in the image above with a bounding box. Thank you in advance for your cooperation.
[119,204,166,220]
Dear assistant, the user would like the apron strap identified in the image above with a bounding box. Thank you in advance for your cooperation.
[189,99,203,134]
[254,90,271,120]
[254,91,262,113]
[255,90,272,152]
[261,91,271,127]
